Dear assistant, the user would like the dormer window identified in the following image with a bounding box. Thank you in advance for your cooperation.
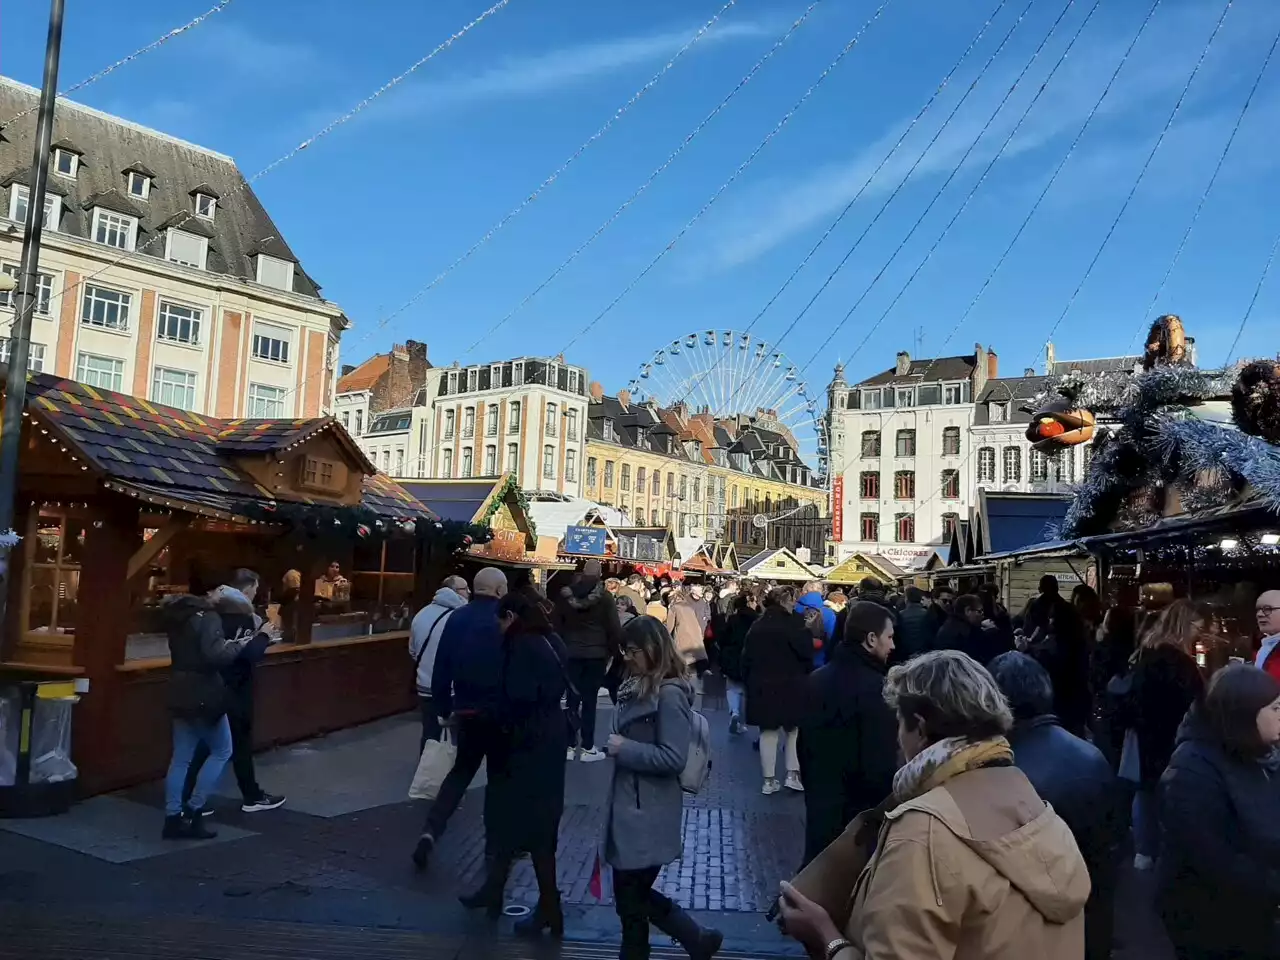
[165,228,207,270]
[8,185,59,230]
[195,192,216,220]
[126,170,151,200]
[299,456,346,494]
[255,254,294,292]
[53,148,78,179]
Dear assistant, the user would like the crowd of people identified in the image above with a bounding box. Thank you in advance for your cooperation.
[155,558,1280,959]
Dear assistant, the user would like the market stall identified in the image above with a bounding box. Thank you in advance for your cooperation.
[738,546,821,583]
[0,370,465,795]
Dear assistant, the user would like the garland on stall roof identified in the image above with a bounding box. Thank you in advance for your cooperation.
[234,499,493,552]
[478,473,537,538]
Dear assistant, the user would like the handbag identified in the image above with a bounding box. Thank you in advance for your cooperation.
[409,727,458,800]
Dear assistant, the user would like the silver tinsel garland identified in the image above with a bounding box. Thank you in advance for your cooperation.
[1031,365,1238,416]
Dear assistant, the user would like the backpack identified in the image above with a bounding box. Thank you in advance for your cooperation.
[680,707,712,794]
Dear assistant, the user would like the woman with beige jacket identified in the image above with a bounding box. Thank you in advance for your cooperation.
[778,649,1089,960]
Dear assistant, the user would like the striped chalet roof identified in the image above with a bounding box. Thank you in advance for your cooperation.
[19,371,431,522]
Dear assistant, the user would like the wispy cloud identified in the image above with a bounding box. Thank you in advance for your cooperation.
[185,20,318,81]
[367,18,777,119]
[696,0,1278,271]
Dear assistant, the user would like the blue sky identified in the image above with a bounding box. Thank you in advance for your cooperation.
[2,0,1278,434]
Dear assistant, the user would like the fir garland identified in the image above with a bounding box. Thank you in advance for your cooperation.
[235,499,493,552]
[479,474,537,539]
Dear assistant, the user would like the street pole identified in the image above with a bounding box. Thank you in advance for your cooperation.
[0,0,66,623]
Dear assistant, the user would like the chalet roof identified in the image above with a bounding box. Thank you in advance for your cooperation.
[0,77,320,297]
[977,490,1070,556]
[16,369,424,520]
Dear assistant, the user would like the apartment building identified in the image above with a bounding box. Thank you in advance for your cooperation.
[585,386,827,558]
[825,346,993,569]
[335,341,439,475]
[0,78,346,417]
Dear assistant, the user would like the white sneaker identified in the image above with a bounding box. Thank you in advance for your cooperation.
[762,778,781,796]
[566,747,578,762]
[785,772,804,793]
[1133,854,1155,871]
[579,747,608,763]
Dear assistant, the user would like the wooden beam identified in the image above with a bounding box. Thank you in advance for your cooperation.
[127,516,191,582]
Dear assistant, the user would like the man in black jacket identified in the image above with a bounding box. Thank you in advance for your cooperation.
[990,652,1121,960]
[183,569,284,816]
[895,586,937,662]
[555,559,622,762]
[162,572,273,839]
[797,601,900,866]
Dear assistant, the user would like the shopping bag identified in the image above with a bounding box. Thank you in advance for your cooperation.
[773,810,879,929]
[409,730,457,800]
[1118,728,1142,784]
[588,841,614,902]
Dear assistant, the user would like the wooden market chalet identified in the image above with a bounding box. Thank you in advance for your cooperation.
[0,369,449,795]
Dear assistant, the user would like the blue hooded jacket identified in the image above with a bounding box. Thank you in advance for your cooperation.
[795,591,836,667]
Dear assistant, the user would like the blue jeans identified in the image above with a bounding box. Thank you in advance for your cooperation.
[725,680,745,720]
[1132,784,1161,860]
[165,716,232,816]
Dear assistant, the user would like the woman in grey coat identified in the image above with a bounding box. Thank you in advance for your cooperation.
[605,616,723,960]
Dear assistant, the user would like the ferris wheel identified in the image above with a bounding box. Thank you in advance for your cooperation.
[626,330,829,485]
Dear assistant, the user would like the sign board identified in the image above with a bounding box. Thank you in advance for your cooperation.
[830,476,844,542]
[472,529,526,562]
[1052,571,1083,585]
[563,525,608,557]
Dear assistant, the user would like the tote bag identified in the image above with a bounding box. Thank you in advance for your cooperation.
[409,728,457,801]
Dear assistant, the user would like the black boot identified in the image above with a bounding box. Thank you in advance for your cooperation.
[458,857,511,918]
[182,807,218,840]
[513,892,563,938]
[653,899,722,960]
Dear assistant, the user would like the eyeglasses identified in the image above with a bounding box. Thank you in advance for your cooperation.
[1257,606,1280,617]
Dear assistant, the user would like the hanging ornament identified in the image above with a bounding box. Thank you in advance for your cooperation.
[401,520,417,535]
[434,522,443,530]
[1142,314,1188,370]
[263,501,278,513]
[356,523,371,538]
[1025,400,1095,450]
[1231,360,1280,444]
[462,535,473,547]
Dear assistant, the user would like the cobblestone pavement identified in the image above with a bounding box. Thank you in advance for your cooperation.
[0,681,1173,958]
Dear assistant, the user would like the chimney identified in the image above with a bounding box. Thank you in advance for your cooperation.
[973,343,989,396]
[340,364,356,377]
[618,388,631,409]
[378,345,414,411]
[987,348,998,380]
[589,381,604,402]
[1045,341,1056,374]
[1024,367,1036,377]
[895,351,911,376]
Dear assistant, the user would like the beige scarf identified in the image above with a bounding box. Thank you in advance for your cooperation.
[891,735,1014,805]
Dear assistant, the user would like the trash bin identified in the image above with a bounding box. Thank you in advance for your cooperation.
[0,681,79,817]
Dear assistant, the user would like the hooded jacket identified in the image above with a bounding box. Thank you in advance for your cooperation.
[666,598,707,665]
[555,577,622,661]
[795,591,837,643]
[409,587,468,696]
[841,764,1089,960]
[163,594,267,721]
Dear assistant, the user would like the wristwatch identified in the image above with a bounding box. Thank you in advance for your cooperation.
[824,937,854,960]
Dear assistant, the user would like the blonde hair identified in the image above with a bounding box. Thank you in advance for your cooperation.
[884,650,1013,743]
[1140,598,1208,656]
[623,615,690,699]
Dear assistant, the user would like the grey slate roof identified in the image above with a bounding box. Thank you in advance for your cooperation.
[0,77,319,298]
[1049,356,1141,376]
[855,355,976,387]
[973,376,1049,426]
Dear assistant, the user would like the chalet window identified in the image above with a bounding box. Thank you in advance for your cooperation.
[508,401,520,433]
[1003,446,1021,482]
[507,443,519,474]
[587,457,597,487]
[894,470,915,500]
[977,447,996,483]
[636,467,647,493]
[166,229,207,269]
[81,284,132,331]
[92,209,137,250]
[0,263,52,315]
[23,511,85,640]
[247,383,286,418]
[860,512,878,541]
[194,192,217,220]
[484,445,497,476]
[942,426,961,456]
[895,513,915,543]
[942,512,959,540]
[604,461,615,488]
[156,300,202,345]
[76,352,123,391]
[620,464,630,491]
[126,170,151,199]
[300,456,343,492]
[545,402,558,437]
[896,429,916,457]
[256,255,294,292]
[0,340,46,372]
[543,445,555,479]
[251,322,290,364]
[566,449,577,482]
[443,410,455,440]
[941,469,960,499]
[860,471,879,499]
[861,430,881,457]
[152,366,198,409]
[350,536,416,614]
